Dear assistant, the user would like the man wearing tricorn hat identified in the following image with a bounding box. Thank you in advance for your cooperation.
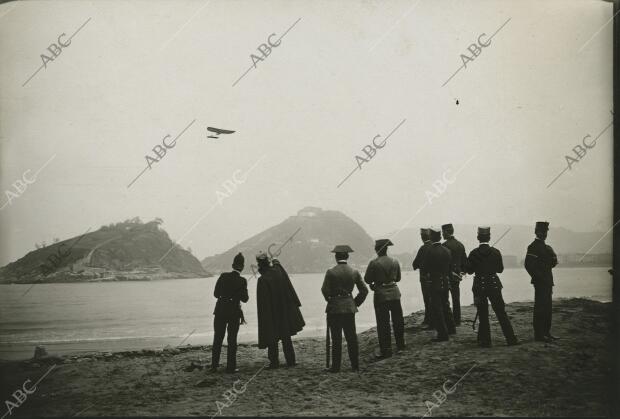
[322,245,369,372]
[467,227,518,347]
[211,252,249,373]
[364,239,405,359]
[441,223,467,326]
[412,228,433,328]
[525,221,558,342]
[424,227,456,341]
[255,251,305,368]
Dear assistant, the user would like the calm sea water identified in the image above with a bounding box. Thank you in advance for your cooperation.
[0,267,611,360]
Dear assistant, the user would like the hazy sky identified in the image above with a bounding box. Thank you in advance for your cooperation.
[0,0,614,265]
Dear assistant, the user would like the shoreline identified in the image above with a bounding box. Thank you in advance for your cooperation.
[0,296,610,362]
[0,263,612,284]
[0,297,611,416]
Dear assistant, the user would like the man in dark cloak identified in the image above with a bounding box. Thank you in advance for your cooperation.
[256,252,305,368]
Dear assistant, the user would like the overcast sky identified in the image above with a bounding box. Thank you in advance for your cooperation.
[0,0,614,265]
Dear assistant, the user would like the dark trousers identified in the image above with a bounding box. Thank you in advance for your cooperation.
[327,313,359,371]
[533,284,553,338]
[449,281,461,325]
[374,299,405,355]
[267,335,296,367]
[211,313,241,371]
[421,281,432,324]
[476,289,517,345]
[431,289,455,339]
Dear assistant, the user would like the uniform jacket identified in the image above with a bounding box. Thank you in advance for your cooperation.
[322,262,368,314]
[256,262,305,349]
[524,238,557,286]
[467,244,503,294]
[213,270,249,319]
[412,240,432,284]
[364,255,402,304]
[424,242,452,291]
[442,236,467,283]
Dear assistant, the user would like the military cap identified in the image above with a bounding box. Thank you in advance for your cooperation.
[255,251,269,262]
[429,227,441,241]
[232,252,244,269]
[477,226,491,235]
[420,228,430,235]
[374,239,394,249]
[331,245,354,253]
[441,223,454,233]
[535,221,549,232]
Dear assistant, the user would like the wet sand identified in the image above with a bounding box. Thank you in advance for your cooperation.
[0,298,612,417]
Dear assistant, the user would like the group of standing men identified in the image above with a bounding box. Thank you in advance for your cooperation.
[412,224,518,345]
[209,221,558,373]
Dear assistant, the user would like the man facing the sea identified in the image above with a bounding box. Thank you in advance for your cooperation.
[412,228,433,328]
[525,221,558,342]
[441,223,467,326]
[211,252,249,373]
[322,245,368,372]
[256,252,305,368]
[467,227,517,347]
[364,239,405,359]
[425,227,456,342]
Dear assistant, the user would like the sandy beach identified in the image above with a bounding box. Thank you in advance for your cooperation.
[0,298,612,417]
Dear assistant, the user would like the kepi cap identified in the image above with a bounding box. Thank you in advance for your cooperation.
[477,226,491,236]
[429,226,441,241]
[535,221,549,232]
[441,223,454,233]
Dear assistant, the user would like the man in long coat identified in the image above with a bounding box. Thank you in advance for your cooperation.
[322,245,368,372]
[524,221,558,342]
[256,252,305,368]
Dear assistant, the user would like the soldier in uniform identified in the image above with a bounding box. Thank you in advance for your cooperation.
[441,223,467,326]
[412,228,433,328]
[211,252,249,373]
[424,227,455,341]
[524,221,558,342]
[256,252,305,368]
[467,227,518,347]
[364,239,405,359]
[321,245,369,372]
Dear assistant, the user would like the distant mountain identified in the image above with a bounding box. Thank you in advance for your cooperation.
[0,218,208,284]
[202,207,376,274]
[384,224,613,268]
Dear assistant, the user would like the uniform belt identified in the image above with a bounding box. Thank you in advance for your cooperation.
[380,282,395,287]
[328,293,352,300]
[218,297,237,302]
